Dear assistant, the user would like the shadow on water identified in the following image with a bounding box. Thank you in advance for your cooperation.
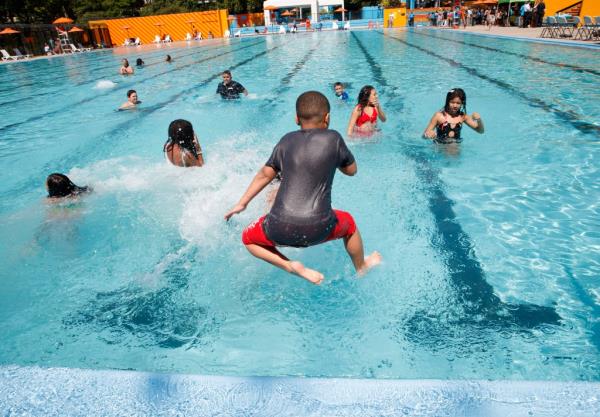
[350,31,561,348]
[63,244,222,349]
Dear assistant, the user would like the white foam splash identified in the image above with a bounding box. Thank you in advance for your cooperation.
[94,80,117,90]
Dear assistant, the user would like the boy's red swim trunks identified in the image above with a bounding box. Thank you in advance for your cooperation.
[242,210,357,247]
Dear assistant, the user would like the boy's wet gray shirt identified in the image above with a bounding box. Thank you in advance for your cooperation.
[264,128,354,247]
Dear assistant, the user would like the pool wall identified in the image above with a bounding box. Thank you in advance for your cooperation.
[1,366,599,416]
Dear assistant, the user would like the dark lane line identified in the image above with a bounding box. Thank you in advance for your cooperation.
[352,31,560,329]
[0,42,245,107]
[414,29,600,77]
[382,32,600,136]
[0,40,264,133]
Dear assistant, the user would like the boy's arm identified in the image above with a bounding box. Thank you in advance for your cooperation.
[224,165,277,220]
[339,161,357,176]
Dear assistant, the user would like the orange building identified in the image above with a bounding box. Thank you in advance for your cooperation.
[89,10,230,47]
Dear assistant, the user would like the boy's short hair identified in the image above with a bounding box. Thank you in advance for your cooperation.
[296,91,330,123]
[222,70,231,76]
[334,82,344,88]
[127,89,136,97]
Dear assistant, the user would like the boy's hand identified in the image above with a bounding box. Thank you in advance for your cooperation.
[423,129,436,139]
[224,203,247,221]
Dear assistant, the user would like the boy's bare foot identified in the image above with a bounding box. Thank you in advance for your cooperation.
[357,251,382,276]
[289,261,324,285]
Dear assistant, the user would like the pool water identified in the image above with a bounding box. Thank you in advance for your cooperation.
[0,30,599,381]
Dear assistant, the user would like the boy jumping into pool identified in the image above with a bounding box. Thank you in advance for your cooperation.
[224,91,381,284]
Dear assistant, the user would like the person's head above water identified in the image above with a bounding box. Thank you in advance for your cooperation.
[166,54,172,62]
[295,91,330,128]
[334,82,345,95]
[221,70,232,84]
[122,58,129,68]
[127,89,138,103]
[165,119,200,159]
[46,173,89,198]
[357,85,376,108]
[444,88,467,116]
[136,58,144,66]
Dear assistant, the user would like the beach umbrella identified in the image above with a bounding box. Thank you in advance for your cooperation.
[334,6,348,22]
[53,17,74,24]
[68,26,84,33]
[264,5,278,10]
[281,10,294,16]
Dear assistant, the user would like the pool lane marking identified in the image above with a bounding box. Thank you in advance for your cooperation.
[380,32,600,136]
[351,31,561,328]
[0,40,265,133]
[0,41,260,108]
[413,30,600,77]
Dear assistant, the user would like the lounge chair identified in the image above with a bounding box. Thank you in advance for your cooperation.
[1,49,22,60]
[13,48,32,58]
[540,16,555,38]
[69,44,83,52]
[555,16,574,38]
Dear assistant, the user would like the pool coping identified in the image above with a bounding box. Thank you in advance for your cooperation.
[420,26,600,50]
[1,365,599,416]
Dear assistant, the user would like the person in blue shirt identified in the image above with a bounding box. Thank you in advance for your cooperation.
[334,82,349,101]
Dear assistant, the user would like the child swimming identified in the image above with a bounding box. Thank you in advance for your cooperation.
[347,85,386,137]
[163,119,204,167]
[225,91,381,285]
[46,173,90,200]
[422,88,484,143]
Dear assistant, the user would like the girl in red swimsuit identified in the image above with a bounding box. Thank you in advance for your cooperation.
[347,85,387,137]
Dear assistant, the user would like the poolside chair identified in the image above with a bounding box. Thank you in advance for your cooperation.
[13,48,32,58]
[573,16,591,40]
[540,16,553,38]
[69,44,83,52]
[1,49,22,60]
[555,16,574,38]
[153,35,161,44]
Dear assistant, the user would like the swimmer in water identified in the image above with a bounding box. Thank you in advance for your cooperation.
[334,82,349,101]
[46,173,90,200]
[347,85,386,137]
[136,58,144,67]
[119,89,141,110]
[119,58,134,75]
[225,91,381,285]
[166,54,172,63]
[216,70,248,99]
[163,119,204,167]
[422,88,484,143]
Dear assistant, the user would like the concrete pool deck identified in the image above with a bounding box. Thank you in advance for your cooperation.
[427,25,600,48]
[1,365,599,416]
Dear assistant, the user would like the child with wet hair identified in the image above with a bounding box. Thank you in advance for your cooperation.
[225,91,381,285]
[163,119,204,167]
[422,88,484,143]
[46,173,90,199]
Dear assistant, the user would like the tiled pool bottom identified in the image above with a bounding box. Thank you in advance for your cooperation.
[1,366,598,416]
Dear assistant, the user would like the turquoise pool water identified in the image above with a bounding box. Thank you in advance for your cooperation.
[0,30,598,381]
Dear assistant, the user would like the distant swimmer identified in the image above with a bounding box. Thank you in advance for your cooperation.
[347,85,386,137]
[136,58,144,67]
[225,91,381,285]
[46,173,90,200]
[119,89,141,110]
[334,82,349,101]
[163,119,204,167]
[216,70,248,99]
[166,54,172,63]
[119,58,134,75]
[422,88,484,143]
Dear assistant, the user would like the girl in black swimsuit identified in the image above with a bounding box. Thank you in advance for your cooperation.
[423,88,485,143]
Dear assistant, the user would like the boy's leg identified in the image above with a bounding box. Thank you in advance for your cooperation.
[244,244,324,285]
[328,210,381,274]
[242,216,324,285]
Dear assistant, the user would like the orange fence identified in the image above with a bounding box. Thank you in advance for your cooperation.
[89,10,229,46]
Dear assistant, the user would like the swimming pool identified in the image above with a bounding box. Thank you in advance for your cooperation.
[0,30,598,382]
